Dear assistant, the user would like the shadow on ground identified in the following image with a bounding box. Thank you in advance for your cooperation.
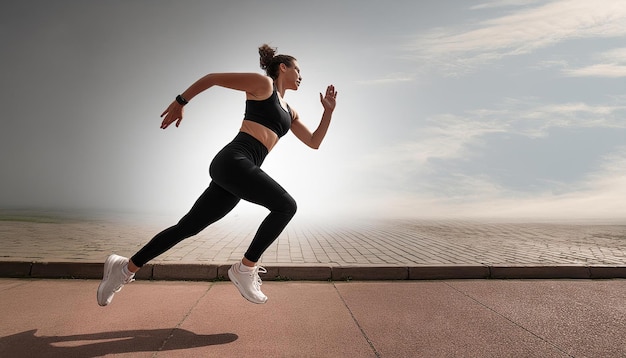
[0,328,238,357]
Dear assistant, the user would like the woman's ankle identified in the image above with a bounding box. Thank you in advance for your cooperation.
[127,260,140,273]
[241,257,256,268]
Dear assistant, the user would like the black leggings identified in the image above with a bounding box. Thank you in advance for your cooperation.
[130,133,297,266]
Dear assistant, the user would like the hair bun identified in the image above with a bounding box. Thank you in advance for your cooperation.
[258,44,277,70]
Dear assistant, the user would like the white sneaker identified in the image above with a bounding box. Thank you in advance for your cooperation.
[228,263,268,304]
[97,254,135,306]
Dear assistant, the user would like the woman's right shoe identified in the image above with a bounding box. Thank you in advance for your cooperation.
[97,254,135,306]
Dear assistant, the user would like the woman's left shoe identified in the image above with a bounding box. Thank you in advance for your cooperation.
[227,262,268,304]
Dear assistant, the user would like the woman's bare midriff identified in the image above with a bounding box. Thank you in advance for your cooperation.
[239,120,279,151]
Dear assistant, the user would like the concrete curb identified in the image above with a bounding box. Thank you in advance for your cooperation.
[2,261,626,280]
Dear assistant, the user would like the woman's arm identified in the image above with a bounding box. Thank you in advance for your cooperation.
[181,73,272,102]
[290,85,337,149]
[160,73,272,129]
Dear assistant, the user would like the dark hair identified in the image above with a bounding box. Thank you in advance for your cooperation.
[258,44,296,80]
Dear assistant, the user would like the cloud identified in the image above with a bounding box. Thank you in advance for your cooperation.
[355,72,415,86]
[414,99,625,161]
[563,47,626,78]
[408,0,626,75]
[458,146,626,220]
[358,99,626,187]
[360,145,626,220]
[376,114,509,166]
[470,0,543,10]
[347,97,626,219]
[564,64,626,78]
[514,101,626,137]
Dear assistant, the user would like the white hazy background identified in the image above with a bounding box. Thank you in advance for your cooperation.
[1,0,625,222]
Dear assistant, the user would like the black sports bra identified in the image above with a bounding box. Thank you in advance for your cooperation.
[244,89,293,137]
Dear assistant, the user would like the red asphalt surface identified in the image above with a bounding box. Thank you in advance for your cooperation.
[2,278,626,357]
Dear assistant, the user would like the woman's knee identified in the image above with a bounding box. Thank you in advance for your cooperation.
[276,192,297,217]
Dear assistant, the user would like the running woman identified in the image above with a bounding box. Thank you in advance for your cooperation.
[97,44,337,306]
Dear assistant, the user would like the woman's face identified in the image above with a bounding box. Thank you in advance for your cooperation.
[281,60,302,91]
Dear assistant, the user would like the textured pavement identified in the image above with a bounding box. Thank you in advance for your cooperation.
[1,214,626,357]
[1,215,625,280]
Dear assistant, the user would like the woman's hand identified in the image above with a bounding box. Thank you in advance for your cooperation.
[320,85,337,112]
[160,101,184,129]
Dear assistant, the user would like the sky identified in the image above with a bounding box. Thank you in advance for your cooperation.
[1,0,625,222]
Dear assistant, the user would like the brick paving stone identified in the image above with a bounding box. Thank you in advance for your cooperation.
[0,215,625,268]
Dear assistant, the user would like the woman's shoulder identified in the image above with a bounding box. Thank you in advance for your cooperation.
[246,75,274,101]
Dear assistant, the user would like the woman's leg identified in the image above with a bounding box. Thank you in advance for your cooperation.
[130,181,240,268]
[243,190,297,262]
[97,181,239,306]
[211,154,297,304]
[214,163,297,263]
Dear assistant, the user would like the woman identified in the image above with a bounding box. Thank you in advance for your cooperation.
[97,44,337,306]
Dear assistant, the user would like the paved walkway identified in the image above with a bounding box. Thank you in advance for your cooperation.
[2,215,626,356]
[2,278,626,357]
[1,214,625,280]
